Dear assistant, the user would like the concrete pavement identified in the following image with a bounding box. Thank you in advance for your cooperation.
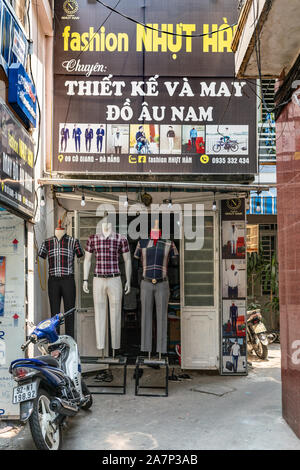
[1,344,300,450]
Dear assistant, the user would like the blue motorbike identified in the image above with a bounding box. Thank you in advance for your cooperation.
[9,308,92,450]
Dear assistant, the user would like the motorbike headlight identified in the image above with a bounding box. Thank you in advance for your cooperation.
[38,319,52,330]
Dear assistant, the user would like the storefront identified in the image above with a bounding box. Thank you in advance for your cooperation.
[36,178,268,376]
[42,0,266,381]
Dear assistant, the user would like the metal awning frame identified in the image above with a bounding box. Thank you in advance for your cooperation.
[38,177,271,193]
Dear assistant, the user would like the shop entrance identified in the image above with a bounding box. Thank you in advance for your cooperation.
[73,212,180,362]
[71,204,219,369]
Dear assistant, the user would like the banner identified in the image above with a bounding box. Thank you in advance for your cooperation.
[53,0,257,175]
[220,199,247,376]
[0,99,35,217]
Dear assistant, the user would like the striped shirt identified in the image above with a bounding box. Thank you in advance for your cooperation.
[134,239,178,280]
[38,235,84,277]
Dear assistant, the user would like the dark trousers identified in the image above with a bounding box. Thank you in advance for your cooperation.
[61,136,67,152]
[97,136,103,152]
[48,277,76,338]
[232,355,239,373]
[231,316,237,332]
[228,286,238,298]
[75,136,80,152]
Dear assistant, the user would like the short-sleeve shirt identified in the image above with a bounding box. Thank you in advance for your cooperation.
[85,232,129,275]
[134,239,178,280]
[38,234,84,277]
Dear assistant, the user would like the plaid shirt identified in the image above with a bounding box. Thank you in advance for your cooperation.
[38,235,84,277]
[85,232,129,275]
[134,239,178,280]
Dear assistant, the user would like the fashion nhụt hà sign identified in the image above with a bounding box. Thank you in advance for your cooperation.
[53,0,257,175]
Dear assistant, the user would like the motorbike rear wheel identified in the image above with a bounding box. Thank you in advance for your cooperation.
[254,341,268,360]
[29,388,61,450]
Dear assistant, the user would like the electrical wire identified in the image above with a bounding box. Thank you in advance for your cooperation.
[26,0,41,167]
[95,0,237,38]
[62,0,122,127]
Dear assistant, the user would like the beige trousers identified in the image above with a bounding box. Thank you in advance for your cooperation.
[93,276,123,350]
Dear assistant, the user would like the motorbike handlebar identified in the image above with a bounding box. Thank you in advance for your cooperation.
[58,307,76,322]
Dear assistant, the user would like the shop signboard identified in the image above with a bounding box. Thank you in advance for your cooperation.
[0,98,35,218]
[0,0,28,76]
[8,63,37,128]
[52,0,257,175]
[220,199,247,375]
[0,211,25,418]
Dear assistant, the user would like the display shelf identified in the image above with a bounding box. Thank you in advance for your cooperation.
[84,356,127,395]
[134,356,169,397]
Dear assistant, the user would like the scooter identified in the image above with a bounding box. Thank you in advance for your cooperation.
[247,310,270,360]
[9,308,92,450]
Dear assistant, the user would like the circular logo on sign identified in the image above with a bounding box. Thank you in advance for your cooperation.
[63,0,79,15]
[226,199,242,211]
[200,154,209,164]
[58,154,64,163]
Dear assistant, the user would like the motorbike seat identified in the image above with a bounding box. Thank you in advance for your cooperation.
[35,355,60,368]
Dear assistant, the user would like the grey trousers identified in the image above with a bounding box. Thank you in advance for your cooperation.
[140,280,169,353]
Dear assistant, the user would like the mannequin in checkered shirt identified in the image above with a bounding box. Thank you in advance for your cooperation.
[82,219,132,358]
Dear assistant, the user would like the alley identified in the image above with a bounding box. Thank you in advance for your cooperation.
[1,345,299,451]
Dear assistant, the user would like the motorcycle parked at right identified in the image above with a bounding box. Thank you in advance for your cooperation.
[247,309,277,360]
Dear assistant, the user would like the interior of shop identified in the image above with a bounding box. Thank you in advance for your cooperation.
[73,212,181,365]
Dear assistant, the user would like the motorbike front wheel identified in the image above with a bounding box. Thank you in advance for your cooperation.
[29,388,61,450]
[81,379,93,410]
[254,341,268,360]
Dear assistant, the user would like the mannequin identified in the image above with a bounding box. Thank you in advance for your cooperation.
[55,219,65,240]
[134,219,179,360]
[38,219,84,338]
[83,219,132,358]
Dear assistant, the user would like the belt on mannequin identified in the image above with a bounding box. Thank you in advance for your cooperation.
[49,274,74,280]
[142,277,168,284]
[94,273,120,278]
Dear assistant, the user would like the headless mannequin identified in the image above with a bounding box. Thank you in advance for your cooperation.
[83,220,132,359]
[149,219,161,361]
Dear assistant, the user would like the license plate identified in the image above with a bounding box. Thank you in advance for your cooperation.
[13,382,37,404]
[253,323,267,334]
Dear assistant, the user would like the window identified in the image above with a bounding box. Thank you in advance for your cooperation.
[247,224,259,253]
[260,224,277,295]
[184,215,214,307]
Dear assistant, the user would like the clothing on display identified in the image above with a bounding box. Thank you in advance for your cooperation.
[48,276,76,337]
[135,237,179,353]
[93,276,123,350]
[85,232,129,275]
[38,234,84,338]
[134,238,178,280]
[84,228,131,353]
[140,279,169,353]
[38,235,84,277]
